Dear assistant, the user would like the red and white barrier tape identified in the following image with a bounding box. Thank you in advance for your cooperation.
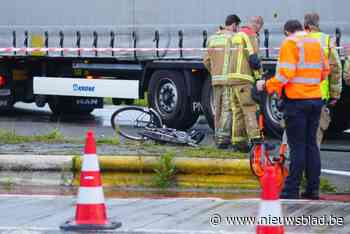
[0,46,347,53]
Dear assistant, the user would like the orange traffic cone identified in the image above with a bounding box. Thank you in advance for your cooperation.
[256,166,284,234]
[60,130,121,231]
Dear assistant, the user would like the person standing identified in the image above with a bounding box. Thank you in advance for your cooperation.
[304,13,342,147]
[226,16,264,151]
[203,14,241,148]
[257,20,329,199]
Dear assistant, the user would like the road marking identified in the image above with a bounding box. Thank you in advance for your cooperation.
[322,169,350,177]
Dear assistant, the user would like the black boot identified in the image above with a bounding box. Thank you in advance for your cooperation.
[301,191,319,200]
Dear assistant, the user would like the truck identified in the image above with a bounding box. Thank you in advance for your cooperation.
[0,0,349,137]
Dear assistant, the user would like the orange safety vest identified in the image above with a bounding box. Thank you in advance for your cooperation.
[266,31,330,99]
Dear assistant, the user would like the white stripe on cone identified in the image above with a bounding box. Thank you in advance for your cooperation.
[257,200,283,225]
[81,154,100,171]
[77,187,105,204]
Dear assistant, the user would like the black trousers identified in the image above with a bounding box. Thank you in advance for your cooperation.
[282,99,323,195]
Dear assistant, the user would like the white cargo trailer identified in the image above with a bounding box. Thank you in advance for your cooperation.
[0,0,349,135]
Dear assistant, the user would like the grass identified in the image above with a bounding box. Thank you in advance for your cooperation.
[96,135,120,145]
[301,176,337,193]
[123,141,246,159]
[0,128,66,144]
[2,177,14,191]
[183,146,246,159]
[153,151,177,189]
[0,128,122,146]
[134,97,148,107]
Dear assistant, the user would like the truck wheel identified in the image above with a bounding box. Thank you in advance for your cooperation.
[148,70,198,130]
[327,99,350,136]
[261,92,283,139]
[201,77,214,129]
[48,97,94,115]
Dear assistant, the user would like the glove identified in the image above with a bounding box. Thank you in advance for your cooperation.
[256,80,266,91]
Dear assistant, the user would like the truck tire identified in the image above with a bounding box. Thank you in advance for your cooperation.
[201,77,214,129]
[327,99,350,136]
[48,97,94,115]
[148,70,198,130]
[260,92,283,139]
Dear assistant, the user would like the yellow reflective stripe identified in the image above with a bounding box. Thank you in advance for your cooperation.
[222,39,231,76]
[228,73,255,82]
[231,88,236,144]
[236,46,243,74]
[232,136,248,143]
[212,75,228,80]
[238,32,254,55]
[208,35,227,47]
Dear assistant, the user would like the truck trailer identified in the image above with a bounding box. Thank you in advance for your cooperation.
[0,0,350,137]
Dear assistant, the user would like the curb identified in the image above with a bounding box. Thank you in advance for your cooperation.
[0,154,259,189]
[72,155,259,189]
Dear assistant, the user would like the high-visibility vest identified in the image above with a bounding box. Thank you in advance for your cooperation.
[308,32,331,100]
[266,31,330,99]
[227,31,260,83]
[203,30,234,86]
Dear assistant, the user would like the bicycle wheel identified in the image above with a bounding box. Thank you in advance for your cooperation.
[111,106,163,141]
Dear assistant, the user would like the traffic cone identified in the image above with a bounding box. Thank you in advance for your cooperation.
[256,166,284,234]
[60,130,121,231]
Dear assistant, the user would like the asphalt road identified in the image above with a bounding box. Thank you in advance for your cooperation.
[0,102,349,193]
[0,195,349,234]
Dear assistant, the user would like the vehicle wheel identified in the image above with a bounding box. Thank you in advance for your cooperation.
[260,92,283,139]
[327,99,350,136]
[148,70,199,130]
[48,97,94,115]
[111,106,163,141]
[201,77,214,129]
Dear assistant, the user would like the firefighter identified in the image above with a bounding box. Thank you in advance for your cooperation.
[304,13,342,147]
[257,20,330,199]
[226,16,264,151]
[203,14,241,149]
[344,56,350,85]
[240,16,264,46]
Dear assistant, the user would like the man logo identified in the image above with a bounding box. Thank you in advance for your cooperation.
[76,99,98,105]
[73,84,95,92]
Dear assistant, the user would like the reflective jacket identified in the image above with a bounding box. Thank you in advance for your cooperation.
[227,30,261,84]
[308,31,342,100]
[203,30,234,86]
[266,31,330,99]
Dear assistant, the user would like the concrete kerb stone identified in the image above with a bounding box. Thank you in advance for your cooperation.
[0,155,259,189]
[72,155,259,189]
[0,155,73,171]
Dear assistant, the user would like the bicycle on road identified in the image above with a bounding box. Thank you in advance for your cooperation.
[110,106,205,147]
